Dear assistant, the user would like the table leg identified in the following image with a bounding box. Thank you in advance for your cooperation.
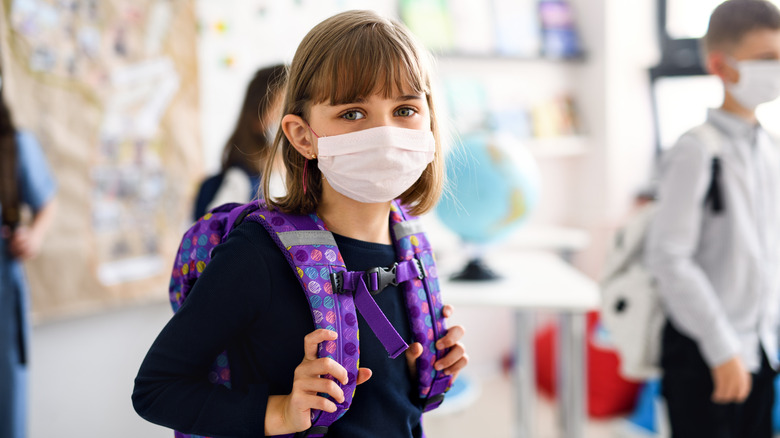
[557,312,587,438]
[513,311,535,438]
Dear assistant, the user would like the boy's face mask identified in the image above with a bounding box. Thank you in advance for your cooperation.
[726,59,780,110]
[313,125,435,203]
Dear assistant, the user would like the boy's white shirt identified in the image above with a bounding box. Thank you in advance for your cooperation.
[645,107,780,373]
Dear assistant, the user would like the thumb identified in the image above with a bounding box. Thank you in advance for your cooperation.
[356,367,372,385]
[405,342,423,373]
[405,342,423,360]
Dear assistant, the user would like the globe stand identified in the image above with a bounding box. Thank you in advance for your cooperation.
[450,257,500,281]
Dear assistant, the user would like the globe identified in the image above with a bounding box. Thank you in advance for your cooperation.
[435,131,541,279]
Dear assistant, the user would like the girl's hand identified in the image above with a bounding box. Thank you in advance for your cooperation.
[8,226,44,260]
[265,329,372,435]
[405,304,469,381]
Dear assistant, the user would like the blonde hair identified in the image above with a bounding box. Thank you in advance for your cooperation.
[262,10,444,216]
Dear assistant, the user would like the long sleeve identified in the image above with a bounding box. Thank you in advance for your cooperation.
[132,226,273,437]
[644,133,741,368]
[17,131,56,212]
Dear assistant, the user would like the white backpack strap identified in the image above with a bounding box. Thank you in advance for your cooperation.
[690,122,722,158]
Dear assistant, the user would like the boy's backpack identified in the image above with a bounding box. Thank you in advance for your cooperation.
[192,166,261,220]
[170,200,452,438]
[600,123,724,381]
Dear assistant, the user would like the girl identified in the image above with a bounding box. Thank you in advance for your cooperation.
[193,64,286,220]
[133,10,468,437]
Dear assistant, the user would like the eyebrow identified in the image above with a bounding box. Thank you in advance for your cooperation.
[331,94,424,106]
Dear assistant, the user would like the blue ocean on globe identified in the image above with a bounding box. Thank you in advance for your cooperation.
[436,131,541,244]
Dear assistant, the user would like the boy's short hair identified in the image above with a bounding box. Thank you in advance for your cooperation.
[263,10,444,216]
[702,0,780,57]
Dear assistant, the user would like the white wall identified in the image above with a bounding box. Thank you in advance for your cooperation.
[195,0,398,175]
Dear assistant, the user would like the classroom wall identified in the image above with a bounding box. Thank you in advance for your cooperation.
[1,0,201,321]
[3,0,736,331]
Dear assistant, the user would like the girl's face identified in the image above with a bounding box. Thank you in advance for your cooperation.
[305,88,431,152]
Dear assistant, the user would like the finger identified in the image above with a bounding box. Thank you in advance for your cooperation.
[299,357,348,386]
[356,368,372,385]
[405,342,423,360]
[434,343,467,371]
[442,304,454,318]
[405,342,423,376]
[303,329,338,361]
[405,343,423,364]
[719,380,738,403]
[711,380,735,404]
[293,377,345,403]
[444,355,469,378]
[435,325,466,350]
[291,393,339,414]
[710,380,726,403]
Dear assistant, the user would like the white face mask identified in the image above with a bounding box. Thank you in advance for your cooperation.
[314,126,435,203]
[726,59,780,110]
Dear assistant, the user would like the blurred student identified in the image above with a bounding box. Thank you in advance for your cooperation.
[645,1,780,436]
[0,95,57,438]
[193,64,286,220]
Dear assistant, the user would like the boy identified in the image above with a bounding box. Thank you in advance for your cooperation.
[645,0,780,436]
[0,95,57,438]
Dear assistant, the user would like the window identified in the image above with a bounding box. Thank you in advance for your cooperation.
[650,0,780,151]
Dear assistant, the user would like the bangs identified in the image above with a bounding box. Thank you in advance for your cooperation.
[308,24,430,106]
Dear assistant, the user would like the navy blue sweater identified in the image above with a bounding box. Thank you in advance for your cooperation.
[132,220,424,437]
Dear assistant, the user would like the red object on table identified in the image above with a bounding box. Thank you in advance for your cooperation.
[534,311,642,418]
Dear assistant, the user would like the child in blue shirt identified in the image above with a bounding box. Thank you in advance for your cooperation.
[0,96,57,438]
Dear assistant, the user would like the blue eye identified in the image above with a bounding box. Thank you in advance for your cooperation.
[395,107,416,117]
[341,110,364,121]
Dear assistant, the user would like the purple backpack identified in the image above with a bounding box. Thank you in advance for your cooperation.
[169,200,452,438]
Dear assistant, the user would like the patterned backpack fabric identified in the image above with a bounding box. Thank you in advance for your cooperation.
[169,200,452,438]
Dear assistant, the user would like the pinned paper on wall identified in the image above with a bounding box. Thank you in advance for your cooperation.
[0,0,201,320]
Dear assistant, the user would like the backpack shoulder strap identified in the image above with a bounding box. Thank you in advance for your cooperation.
[689,123,725,213]
[389,201,453,411]
[691,122,722,158]
[601,202,656,284]
[245,203,357,438]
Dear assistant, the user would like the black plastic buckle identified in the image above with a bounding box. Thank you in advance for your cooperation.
[294,425,329,437]
[330,271,345,295]
[365,263,398,295]
[424,393,445,409]
[412,257,427,279]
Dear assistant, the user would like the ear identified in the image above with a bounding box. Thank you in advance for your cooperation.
[707,51,738,84]
[281,114,317,159]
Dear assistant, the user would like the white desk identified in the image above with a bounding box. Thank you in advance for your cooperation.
[439,250,599,438]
